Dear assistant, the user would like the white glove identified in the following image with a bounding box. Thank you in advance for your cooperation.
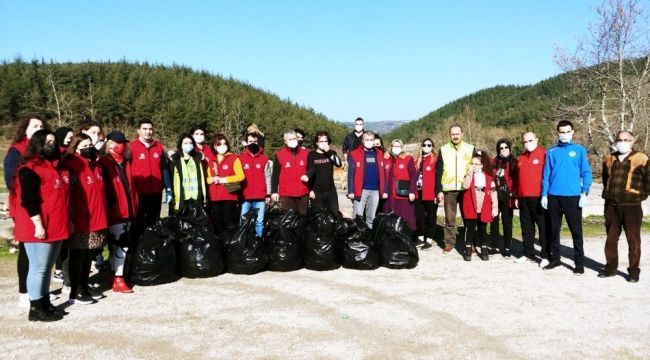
[578,193,587,208]
[165,190,173,204]
[541,196,548,210]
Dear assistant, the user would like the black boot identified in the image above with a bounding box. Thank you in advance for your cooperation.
[43,296,68,317]
[479,247,489,261]
[463,247,472,261]
[28,299,61,322]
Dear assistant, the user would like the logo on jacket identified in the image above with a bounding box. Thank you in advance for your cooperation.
[222,165,229,170]
[285,162,291,168]
[62,175,70,183]
[255,164,261,169]
[398,164,405,169]
[139,153,145,160]
[568,151,577,158]
[244,164,250,170]
[299,160,304,166]
[533,159,540,165]
[153,153,159,159]
[426,166,431,171]
[53,179,62,189]
[86,175,94,185]
[356,162,361,167]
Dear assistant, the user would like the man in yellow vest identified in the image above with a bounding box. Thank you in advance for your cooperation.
[435,125,475,253]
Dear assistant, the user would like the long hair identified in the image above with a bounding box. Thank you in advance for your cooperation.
[11,115,50,145]
[177,134,197,155]
[210,133,231,153]
[10,129,56,195]
[416,137,435,168]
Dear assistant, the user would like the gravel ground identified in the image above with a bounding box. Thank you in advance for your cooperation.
[0,232,648,359]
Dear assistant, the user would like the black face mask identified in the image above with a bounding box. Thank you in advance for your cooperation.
[297,139,304,147]
[79,147,97,160]
[248,143,260,154]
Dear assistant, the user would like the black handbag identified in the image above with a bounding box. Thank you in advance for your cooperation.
[396,180,410,197]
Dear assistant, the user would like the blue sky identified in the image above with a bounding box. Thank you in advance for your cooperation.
[0,1,600,122]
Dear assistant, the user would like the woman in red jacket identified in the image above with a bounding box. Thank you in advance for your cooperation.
[383,139,417,231]
[63,133,108,305]
[206,134,244,234]
[490,139,517,257]
[415,138,438,250]
[99,131,138,293]
[462,150,498,261]
[13,129,69,321]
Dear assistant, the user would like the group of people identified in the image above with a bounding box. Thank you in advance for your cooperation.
[4,115,648,323]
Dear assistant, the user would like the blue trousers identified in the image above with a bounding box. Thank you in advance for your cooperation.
[241,200,266,237]
[23,241,62,301]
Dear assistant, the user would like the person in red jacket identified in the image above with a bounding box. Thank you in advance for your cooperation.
[514,131,548,265]
[271,130,310,215]
[63,133,109,305]
[347,131,386,229]
[129,120,172,240]
[239,132,271,238]
[383,139,417,231]
[206,134,244,234]
[415,138,439,250]
[14,129,69,321]
[4,115,48,309]
[461,150,498,261]
[490,139,517,257]
[191,125,214,161]
[99,131,138,293]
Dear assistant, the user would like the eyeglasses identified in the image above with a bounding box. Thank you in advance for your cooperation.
[422,144,433,147]
[499,146,509,150]
[615,139,632,143]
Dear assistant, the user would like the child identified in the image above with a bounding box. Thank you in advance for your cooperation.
[461,150,498,261]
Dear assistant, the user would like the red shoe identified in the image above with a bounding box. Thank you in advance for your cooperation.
[112,276,134,293]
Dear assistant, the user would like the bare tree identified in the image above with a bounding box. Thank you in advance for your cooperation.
[555,0,650,158]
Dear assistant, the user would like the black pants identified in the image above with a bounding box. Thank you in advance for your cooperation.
[55,241,69,271]
[415,199,438,240]
[210,200,238,235]
[548,195,583,266]
[311,189,339,216]
[519,196,547,258]
[17,241,28,294]
[134,193,163,241]
[68,248,93,299]
[464,217,488,250]
[490,199,513,251]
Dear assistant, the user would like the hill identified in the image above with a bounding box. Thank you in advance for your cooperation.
[342,120,410,135]
[0,59,348,150]
[385,73,572,145]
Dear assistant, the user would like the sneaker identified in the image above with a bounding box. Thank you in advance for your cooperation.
[597,271,616,278]
[514,256,535,264]
[421,240,433,250]
[543,260,562,271]
[49,293,59,301]
[81,289,104,300]
[52,271,64,283]
[539,259,550,268]
[68,294,97,305]
[442,244,454,254]
[501,249,511,258]
[17,293,30,308]
[61,285,71,295]
[573,266,585,276]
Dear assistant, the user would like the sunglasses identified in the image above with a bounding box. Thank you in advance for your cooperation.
[615,139,632,143]
[500,146,509,150]
[422,144,433,147]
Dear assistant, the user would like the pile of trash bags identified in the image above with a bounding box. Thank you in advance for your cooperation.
[126,202,418,286]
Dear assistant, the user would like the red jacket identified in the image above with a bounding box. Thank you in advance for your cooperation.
[462,173,495,223]
[275,146,309,197]
[99,156,138,225]
[385,155,416,200]
[420,154,437,201]
[207,153,239,201]
[64,154,108,233]
[349,147,385,198]
[515,146,546,197]
[13,158,70,242]
[129,139,165,194]
[239,149,269,200]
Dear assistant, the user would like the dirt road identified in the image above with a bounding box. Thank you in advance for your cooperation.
[1,234,648,359]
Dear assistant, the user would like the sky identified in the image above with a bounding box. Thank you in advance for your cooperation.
[0,1,602,123]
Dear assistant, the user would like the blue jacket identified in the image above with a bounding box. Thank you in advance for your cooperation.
[542,141,592,196]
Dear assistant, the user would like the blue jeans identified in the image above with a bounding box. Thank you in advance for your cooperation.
[241,200,266,237]
[23,241,62,301]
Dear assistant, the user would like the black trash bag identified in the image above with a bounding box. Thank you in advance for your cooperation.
[173,200,225,278]
[372,213,419,269]
[302,209,340,271]
[337,217,380,270]
[266,207,304,272]
[126,219,180,286]
[225,208,269,274]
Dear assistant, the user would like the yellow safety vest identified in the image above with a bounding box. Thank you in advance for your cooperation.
[440,141,474,191]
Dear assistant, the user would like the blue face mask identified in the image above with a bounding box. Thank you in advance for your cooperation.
[181,144,194,154]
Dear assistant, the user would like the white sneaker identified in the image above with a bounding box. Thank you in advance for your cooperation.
[539,259,550,268]
[49,293,59,301]
[514,256,535,264]
[61,285,71,295]
[52,271,64,283]
[17,293,29,308]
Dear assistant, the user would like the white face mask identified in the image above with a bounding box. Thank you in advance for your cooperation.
[319,143,330,152]
[193,135,204,145]
[181,144,194,154]
[559,133,573,143]
[287,140,298,149]
[364,140,374,149]
[94,140,105,150]
[422,146,432,154]
[391,147,402,155]
[216,145,228,154]
[26,127,39,139]
[524,141,537,152]
[615,141,632,154]
[355,125,363,132]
